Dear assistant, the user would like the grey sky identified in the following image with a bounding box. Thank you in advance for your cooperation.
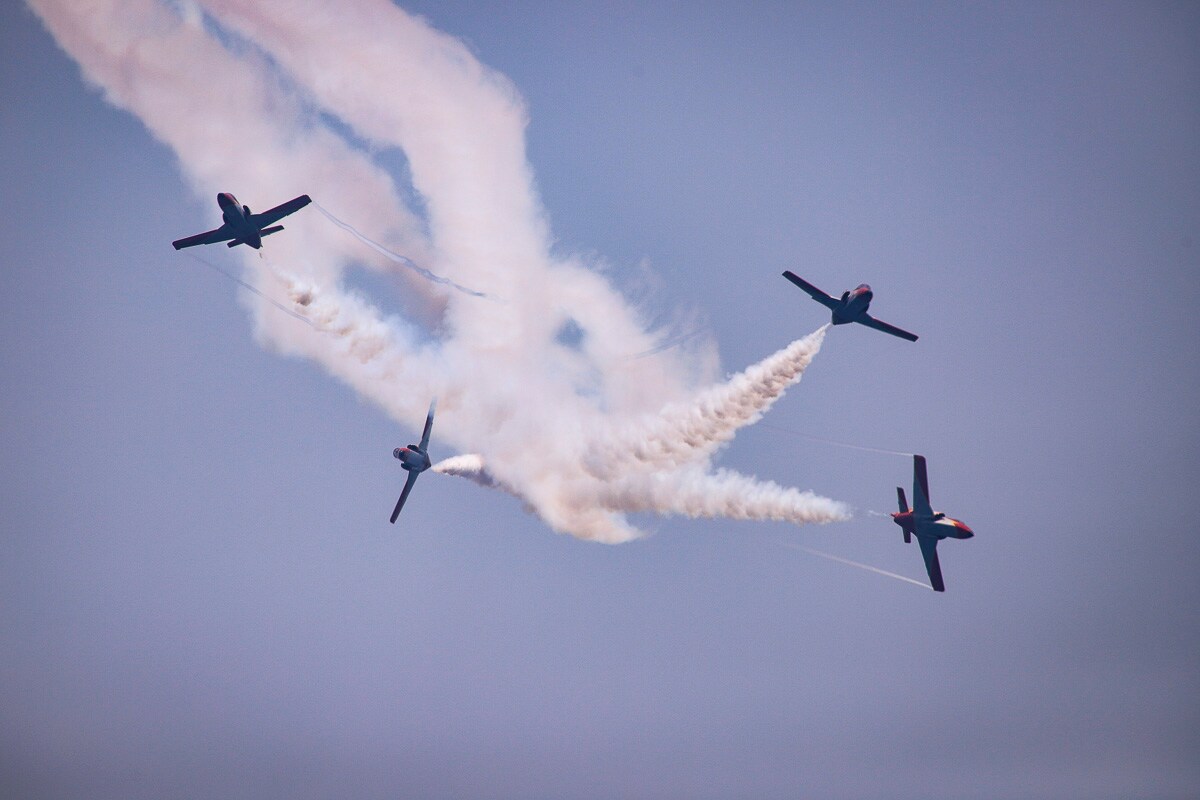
[2,2,1198,798]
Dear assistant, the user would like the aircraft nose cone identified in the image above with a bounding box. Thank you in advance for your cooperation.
[393,447,405,459]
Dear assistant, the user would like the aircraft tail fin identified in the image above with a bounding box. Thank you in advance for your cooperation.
[260,225,285,237]
[896,487,911,543]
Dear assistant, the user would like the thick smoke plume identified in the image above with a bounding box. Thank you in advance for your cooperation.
[31,0,850,542]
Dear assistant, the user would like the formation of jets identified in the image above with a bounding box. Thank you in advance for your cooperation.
[781,271,971,589]
[171,192,972,590]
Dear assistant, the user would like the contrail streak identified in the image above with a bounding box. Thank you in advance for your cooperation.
[313,201,490,298]
[775,541,933,590]
[624,327,709,359]
[755,423,914,458]
[184,252,315,327]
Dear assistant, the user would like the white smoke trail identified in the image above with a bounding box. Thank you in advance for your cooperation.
[31,0,850,542]
[434,456,849,528]
[600,469,849,525]
[586,326,829,478]
[432,454,495,486]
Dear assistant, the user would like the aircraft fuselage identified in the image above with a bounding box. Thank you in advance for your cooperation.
[831,284,873,325]
[216,192,263,249]
[394,445,431,473]
[891,509,974,542]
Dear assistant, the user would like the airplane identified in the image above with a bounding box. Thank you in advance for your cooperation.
[390,399,436,524]
[172,192,311,250]
[891,455,973,592]
[782,271,919,341]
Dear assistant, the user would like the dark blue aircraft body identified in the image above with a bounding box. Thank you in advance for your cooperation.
[782,271,918,341]
[891,455,973,591]
[390,400,436,524]
[172,192,311,250]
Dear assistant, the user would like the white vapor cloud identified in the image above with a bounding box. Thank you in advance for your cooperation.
[31,0,850,542]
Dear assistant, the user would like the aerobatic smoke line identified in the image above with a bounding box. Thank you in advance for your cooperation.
[598,469,851,524]
[590,327,829,475]
[775,541,933,590]
[313,202,490,298]
[755,423,914,458]
[184,251,315,327]
[434,455,850,529]
[32,0,852,542]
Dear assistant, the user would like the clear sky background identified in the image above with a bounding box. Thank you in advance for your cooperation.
[2,2,1198,798]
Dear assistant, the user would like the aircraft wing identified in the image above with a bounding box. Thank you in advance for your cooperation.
[911,455,933,517]
[782,271,839,310]
[917,535,946,592]
[390,470,421,524]
[858,313,918,342]
[172,223,236,250]
[419,399,436,451]
[249,194,312,228]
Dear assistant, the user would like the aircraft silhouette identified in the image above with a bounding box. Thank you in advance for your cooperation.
[390,400,436,524]
[782,271,918,341]
[891,455,973,592]
[172,192,311,250]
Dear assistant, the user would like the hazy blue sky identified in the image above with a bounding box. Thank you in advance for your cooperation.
[2,2,1198,798]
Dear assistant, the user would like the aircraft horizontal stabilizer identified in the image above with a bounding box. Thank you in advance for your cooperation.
[261,225,285,237]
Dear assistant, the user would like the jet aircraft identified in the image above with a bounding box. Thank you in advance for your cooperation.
[390,399,436,524]
[782,271,918,341]
[172,192,312,250]
[891,455,973,592]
